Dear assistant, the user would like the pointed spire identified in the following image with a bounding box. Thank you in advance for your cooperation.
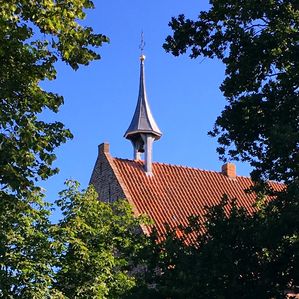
[124,51,162,175]
[124,55,162,140]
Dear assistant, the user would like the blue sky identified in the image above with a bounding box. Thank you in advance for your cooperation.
[41,1,251,218]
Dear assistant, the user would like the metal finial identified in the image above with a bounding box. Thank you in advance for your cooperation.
[139,31,146,61]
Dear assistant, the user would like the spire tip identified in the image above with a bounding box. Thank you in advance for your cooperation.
[139,31,145,60]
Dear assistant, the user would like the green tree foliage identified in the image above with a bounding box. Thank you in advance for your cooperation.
[53,181,148,299]
[0,190,61,298]
[164,0,299,185]
[0,1,108,296]
[134,1,299,298]
[133,197,299,299]
[0,180,149,298]
[0,0,108,198]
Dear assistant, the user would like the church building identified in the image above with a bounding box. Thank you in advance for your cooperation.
[90,54,282,236]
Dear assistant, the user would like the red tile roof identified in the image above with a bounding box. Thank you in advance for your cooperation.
[112,158,283,236]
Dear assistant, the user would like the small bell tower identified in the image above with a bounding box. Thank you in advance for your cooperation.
[124,42,162,175]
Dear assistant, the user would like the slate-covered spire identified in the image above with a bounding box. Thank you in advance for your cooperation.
[124,55,162,140]
[124,55,162,175]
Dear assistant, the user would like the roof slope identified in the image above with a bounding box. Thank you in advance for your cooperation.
[112,158,283,234]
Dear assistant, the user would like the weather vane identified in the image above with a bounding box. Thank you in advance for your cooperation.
[139,31,145,56]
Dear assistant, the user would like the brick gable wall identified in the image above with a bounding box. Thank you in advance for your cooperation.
[90,143,125,203]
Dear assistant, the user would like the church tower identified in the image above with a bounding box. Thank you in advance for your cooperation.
[124,54,162,175]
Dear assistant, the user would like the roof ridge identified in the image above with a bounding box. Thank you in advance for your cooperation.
[112,157,253,179]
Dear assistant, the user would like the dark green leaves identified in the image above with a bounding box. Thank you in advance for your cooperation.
[164,0,299,184]
[161,1,299,298]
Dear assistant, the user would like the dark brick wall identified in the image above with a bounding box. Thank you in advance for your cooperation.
[90,143,125,202]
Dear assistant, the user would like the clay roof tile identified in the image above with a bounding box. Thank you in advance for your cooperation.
[112,158,283,235]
